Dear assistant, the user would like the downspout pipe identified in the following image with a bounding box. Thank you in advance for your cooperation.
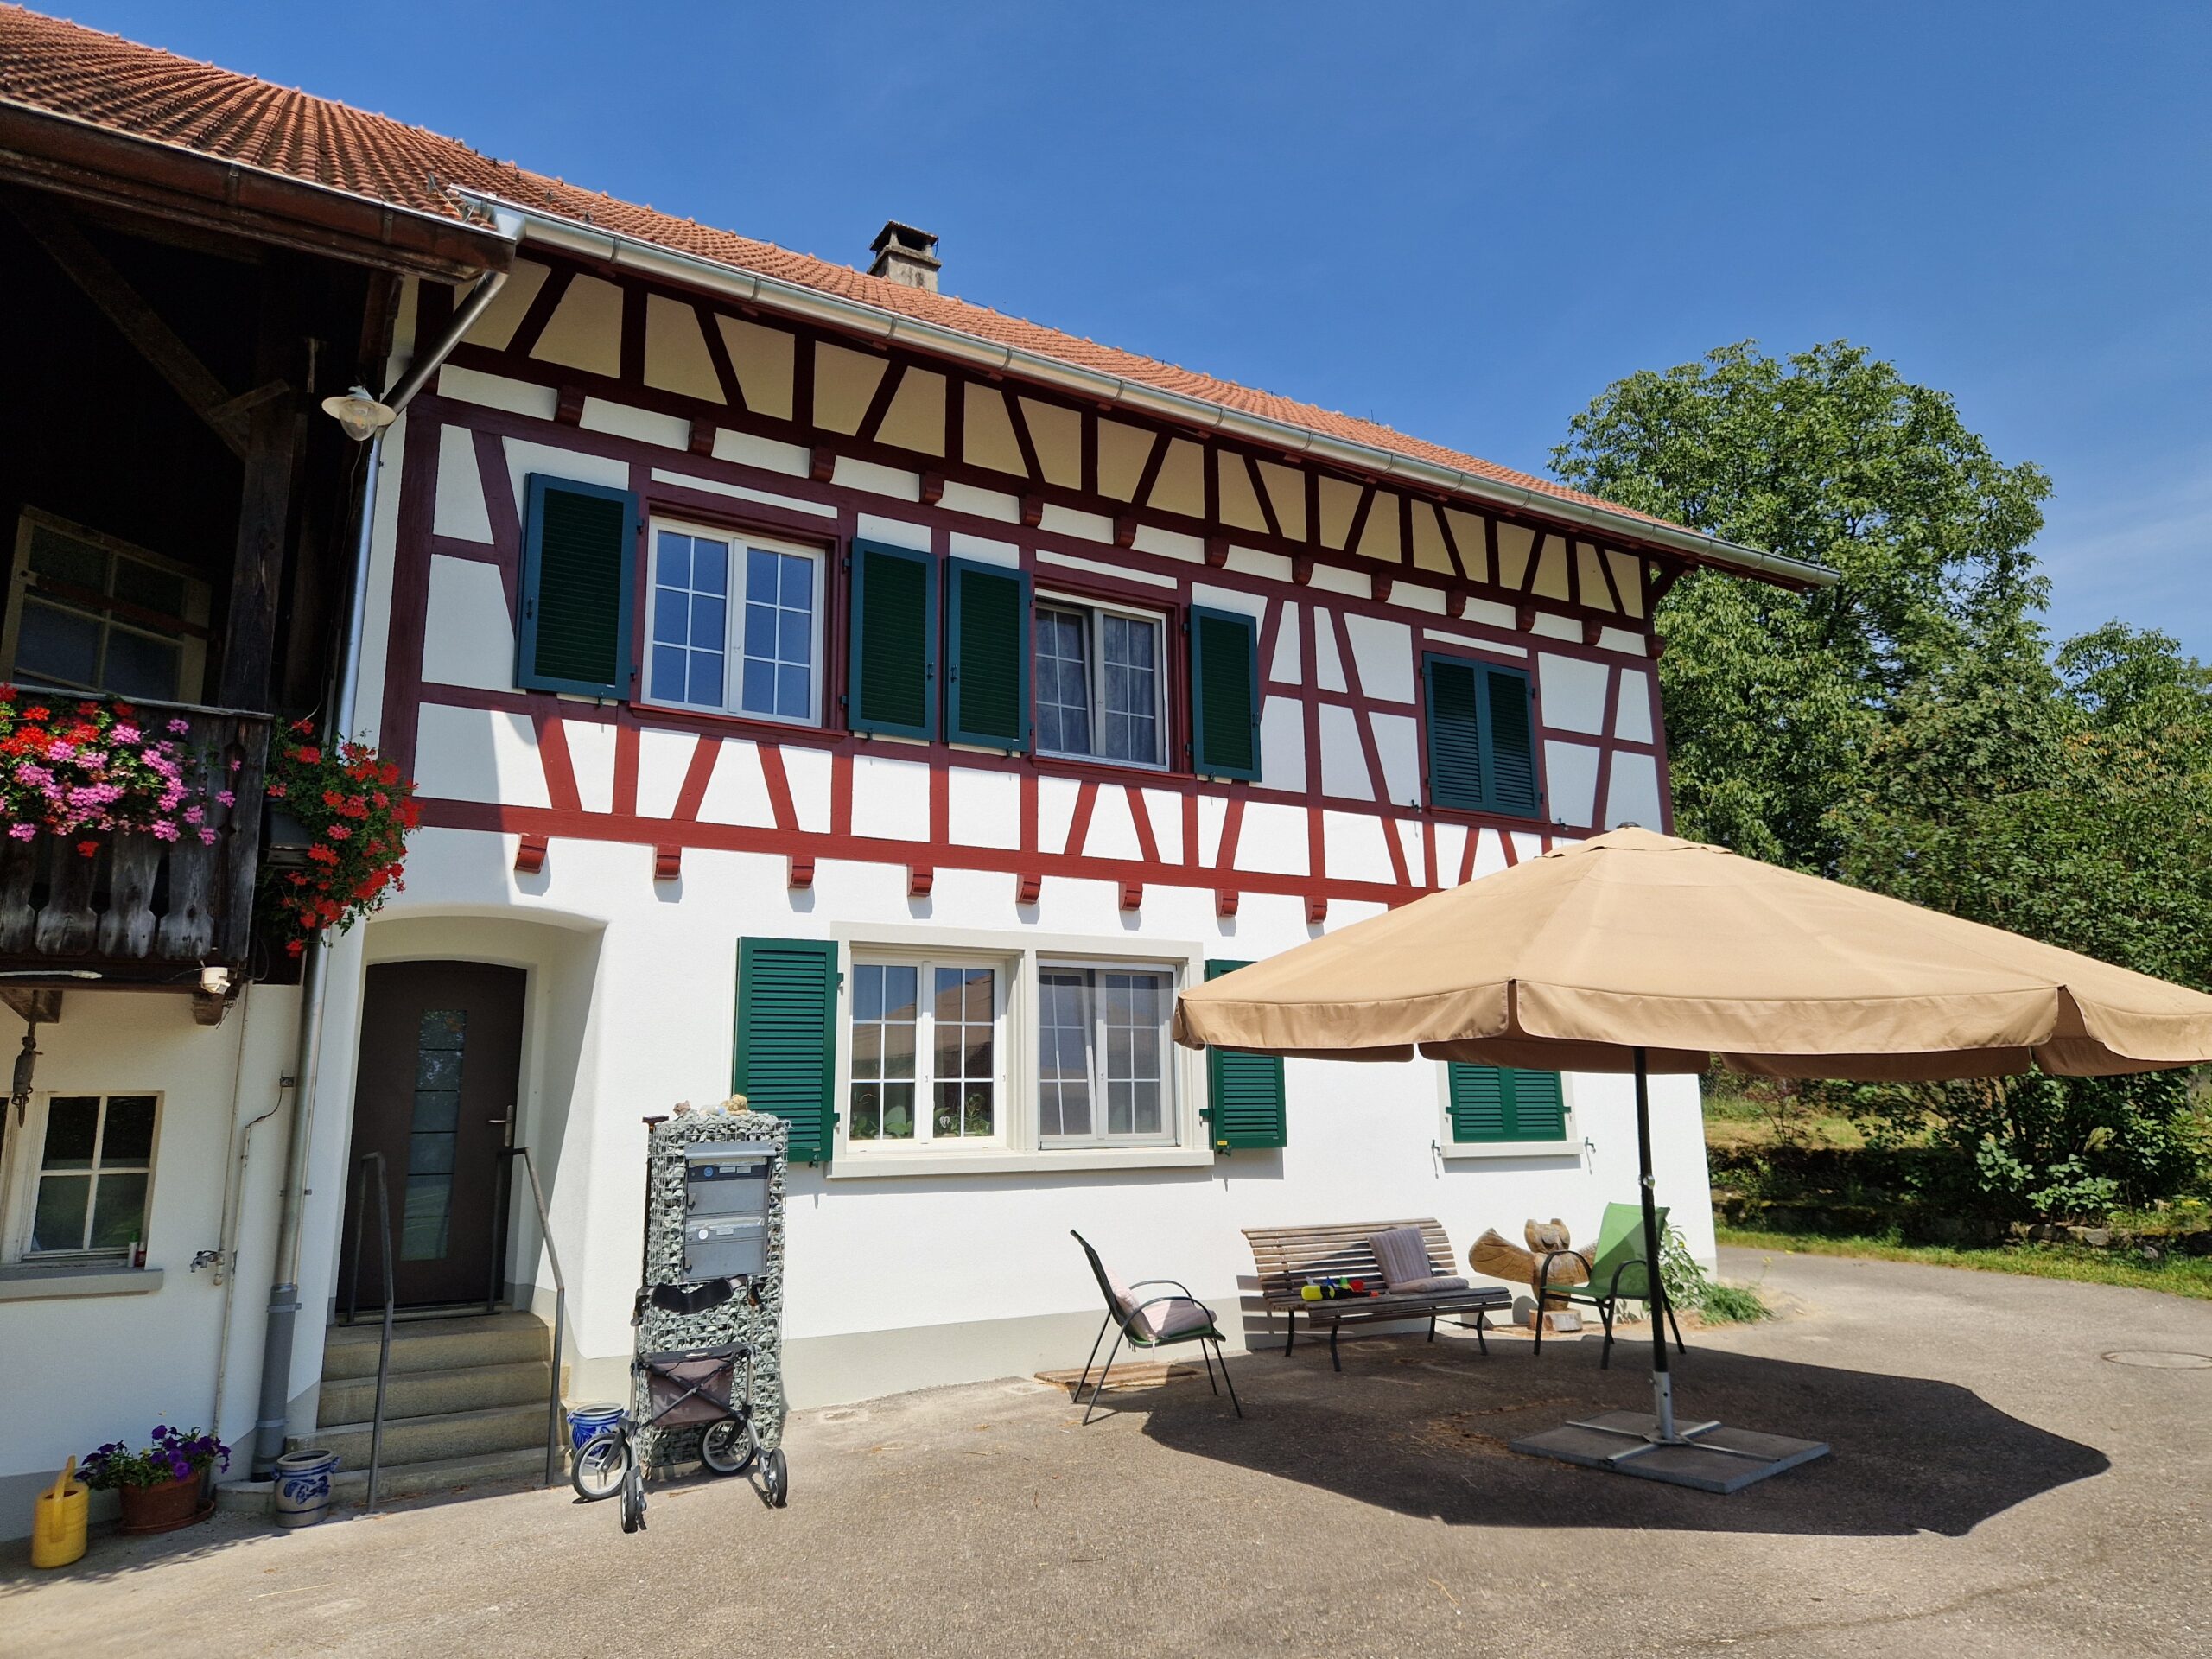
[250,226,518,1475]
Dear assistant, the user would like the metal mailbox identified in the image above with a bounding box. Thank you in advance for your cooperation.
[682,1141,773,1280]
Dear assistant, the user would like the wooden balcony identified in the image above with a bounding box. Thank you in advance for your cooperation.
[0,705,271,983]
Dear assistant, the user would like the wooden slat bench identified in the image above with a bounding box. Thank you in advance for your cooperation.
[1243,1219,1511,1371]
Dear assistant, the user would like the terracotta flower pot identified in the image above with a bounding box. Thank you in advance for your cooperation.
[117,1471,213,1536]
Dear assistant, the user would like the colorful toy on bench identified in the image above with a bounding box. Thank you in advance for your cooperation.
[1298,1275,1375,1301]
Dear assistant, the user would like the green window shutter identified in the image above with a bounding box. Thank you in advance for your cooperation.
[1446,1064,1567,1142]
[734,938,839,1165]
[945,558,1029,750]
[1480,664,1540,817]
[1202,959,1286,1150]
[1508,1067,1567,1141]
[1423,655,1486,810]
[847,541,938,739]
[1446,1062,1510,1141]
[1189,607,1261,780]
[518,475,638,696]
[1423,653,1541,817]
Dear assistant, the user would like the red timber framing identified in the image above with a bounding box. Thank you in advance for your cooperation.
[385,257,1679,910]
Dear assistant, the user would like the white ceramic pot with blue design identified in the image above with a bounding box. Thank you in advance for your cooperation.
[272,1449,340,1528]
[566,1402,624,1455]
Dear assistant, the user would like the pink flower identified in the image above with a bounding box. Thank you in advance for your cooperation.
[7,823,32,841]
[111,723,141,745]
[197,827,217,846]
[183,806,205,825]
[166,718,189,735]
[150,820,179,842]
[228,757,242,772]
[215,791,235,808]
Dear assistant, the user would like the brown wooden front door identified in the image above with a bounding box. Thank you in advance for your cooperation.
[340,961,525,1309]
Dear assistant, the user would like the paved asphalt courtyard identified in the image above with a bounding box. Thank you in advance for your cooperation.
[6,1249,2209,1658]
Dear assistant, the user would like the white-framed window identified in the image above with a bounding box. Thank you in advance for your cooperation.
[1038,964,1176,1146]
[4,1092,159,1261]
[4,510,210,703]
[1034,596,1167,767]
[645,519,824,725]
[848,957,1007,1147]
[833,935,1196,1165]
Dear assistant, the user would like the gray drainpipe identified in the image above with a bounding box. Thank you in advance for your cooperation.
[251,230,518,1475]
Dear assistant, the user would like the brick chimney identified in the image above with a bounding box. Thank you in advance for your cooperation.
[868,220,941,293]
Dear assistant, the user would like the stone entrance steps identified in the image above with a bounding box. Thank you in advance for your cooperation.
[299,1310,558,1500]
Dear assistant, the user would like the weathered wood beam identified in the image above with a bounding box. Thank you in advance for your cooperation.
[207,378,291,426]
[0,988,62,1025]
[8,192,251,459]
[216,273,304,709]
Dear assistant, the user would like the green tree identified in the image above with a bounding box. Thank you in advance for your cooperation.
[1554,342,2212,1220]
[1827,621,2212,1216]
[1550,340,2051,871]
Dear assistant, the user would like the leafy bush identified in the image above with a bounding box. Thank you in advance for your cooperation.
[1656,1224,1770,1323]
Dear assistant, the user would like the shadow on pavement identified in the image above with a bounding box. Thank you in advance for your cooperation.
[1134,1332,2109,1537]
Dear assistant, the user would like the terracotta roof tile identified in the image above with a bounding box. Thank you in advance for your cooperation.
[0,3,1670,533]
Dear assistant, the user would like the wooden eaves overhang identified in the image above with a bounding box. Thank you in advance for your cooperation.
[451,186,1836,595]
[0,96,512,279]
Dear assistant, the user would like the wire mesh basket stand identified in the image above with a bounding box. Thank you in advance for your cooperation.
[578,1103,791,1528]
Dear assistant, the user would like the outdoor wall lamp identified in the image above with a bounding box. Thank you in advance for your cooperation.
[320,385,397,442]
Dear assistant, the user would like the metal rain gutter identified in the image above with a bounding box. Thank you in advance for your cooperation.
[249,216,520,1477]
[449,187,1835,591]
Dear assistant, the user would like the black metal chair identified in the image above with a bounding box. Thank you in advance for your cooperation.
[1071,1231,1243,1424]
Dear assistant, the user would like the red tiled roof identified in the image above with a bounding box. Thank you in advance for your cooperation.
[0,4,1668,533]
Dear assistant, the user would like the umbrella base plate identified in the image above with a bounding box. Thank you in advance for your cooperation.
[1512,1410,1830,1493]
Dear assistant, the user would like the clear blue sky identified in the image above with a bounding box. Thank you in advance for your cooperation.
[67,1,2212,656]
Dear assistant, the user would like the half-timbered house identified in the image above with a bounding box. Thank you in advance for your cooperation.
[0,8,1830,1520]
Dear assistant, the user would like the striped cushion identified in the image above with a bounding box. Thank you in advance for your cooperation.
[1370,1226,1438,1290]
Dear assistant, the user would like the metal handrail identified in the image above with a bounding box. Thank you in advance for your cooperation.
[341,1150,396,1512]
[502,1146,569,1488]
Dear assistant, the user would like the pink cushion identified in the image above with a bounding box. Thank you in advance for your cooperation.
[1110,1272,1214,1341]
[1134,1297,1215,1341]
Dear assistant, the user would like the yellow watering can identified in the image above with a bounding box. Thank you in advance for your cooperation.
[31,1456,88,1568]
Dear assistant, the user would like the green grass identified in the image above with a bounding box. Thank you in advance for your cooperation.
[1698,1281,1775,1323]
[1718,1225,2212,1301]
[1700,1089,1866,1152]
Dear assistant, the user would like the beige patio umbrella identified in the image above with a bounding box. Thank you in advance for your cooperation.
[1173,826,2212,1489]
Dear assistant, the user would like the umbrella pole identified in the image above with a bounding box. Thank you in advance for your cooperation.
[1632,1046,1677,1441]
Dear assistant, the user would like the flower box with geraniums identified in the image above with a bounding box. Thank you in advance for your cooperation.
[79,1425,230,1535]
[0,690,228,857]
[259,720,421,957]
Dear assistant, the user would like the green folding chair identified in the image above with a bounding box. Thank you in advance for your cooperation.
[1531,1200,1687,1367]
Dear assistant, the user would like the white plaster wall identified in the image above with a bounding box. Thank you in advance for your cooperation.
[0,984,299,1532]
[331,827,1716,1412]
